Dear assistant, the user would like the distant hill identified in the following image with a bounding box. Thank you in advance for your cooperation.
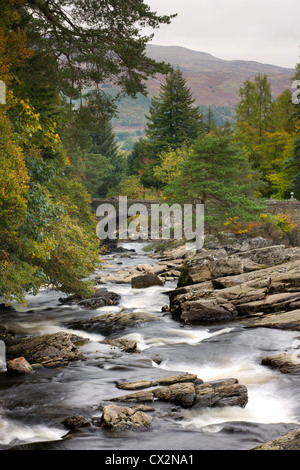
[112,45,295,150]
[145,45,295,108]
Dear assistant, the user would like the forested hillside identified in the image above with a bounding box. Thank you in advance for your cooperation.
[112,44,295,148]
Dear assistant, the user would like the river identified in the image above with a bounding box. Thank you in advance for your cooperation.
[0,242,299,451]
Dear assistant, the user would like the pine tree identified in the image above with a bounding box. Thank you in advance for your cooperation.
[145,68,202,155]
[163,133,265,231]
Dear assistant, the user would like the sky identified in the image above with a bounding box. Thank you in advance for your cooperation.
[145,0,300,69]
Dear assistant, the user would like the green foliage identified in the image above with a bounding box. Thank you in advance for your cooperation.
[236,73,272,139]
[21,0,176,115]
[116,175,160,200]
[162,133,266,231]
[145,68,203,155]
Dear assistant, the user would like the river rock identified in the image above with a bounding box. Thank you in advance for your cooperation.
[6,332,85,368]
[7,357,33,374]
[261,352,300,374]
[101,338,138,353]
[62,415,90,430]
[59,288,121,310]
[194,378,248,408]
[116,373,199,391]
[153,382,196,408]
[69,311,160,335]
[170,259,300,327]
[233,244,288,266]
[180,298,238,324]
[254,428,300,450]
[112,377,248,409]
[112,390,155,403]
[101,404,152,430]
[246,310,300,331]
[131,274,164,288]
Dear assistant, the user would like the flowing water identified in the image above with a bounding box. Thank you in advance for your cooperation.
[0,242,299,451]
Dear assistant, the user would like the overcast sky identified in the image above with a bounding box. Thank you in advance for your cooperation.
[146,0,300,69]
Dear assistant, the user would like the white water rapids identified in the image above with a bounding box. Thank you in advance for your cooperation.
[0,242,299,450]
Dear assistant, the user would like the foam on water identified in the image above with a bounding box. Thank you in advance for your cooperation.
[120,327,234,351]
[0,414,67,446]
[181,384,299,432]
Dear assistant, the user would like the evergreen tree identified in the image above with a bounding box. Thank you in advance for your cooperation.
[145,68,202,154]
[163,133,265,232]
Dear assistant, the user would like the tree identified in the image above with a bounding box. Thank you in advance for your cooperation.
[162,133,265,232]
[145,68,202,154]
[60,100,126,196]
[236,73,272,138]
[20,0,176,116]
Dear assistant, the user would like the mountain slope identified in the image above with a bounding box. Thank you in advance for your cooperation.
[112,45,295,149]
[145,45,295,107]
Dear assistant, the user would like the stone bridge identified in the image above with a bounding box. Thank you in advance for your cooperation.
[91,197,300,246]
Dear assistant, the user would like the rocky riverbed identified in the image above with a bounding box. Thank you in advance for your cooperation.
[0,236,300,450]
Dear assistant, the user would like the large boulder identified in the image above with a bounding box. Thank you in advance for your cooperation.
[179,298,238,324]
[170,260,300,326]
[6,332,85,368]
[261,352,300,374]
[69,311,160,336]
[131,274,164,289]
[111,375,248,410]
[101,404,152,430]
[194,378,248,408]
[117,373,199,391]
[153,382,196,408]
[247,309,300,331]
[60,288,121,310]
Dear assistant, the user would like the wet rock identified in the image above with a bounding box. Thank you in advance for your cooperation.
[132,405,155,412]
[6,332,85,368]
[233,292,300,317]
[112,376,248,409]
[153,382,196,408]
[62,415,90,430]
[261,352,300,374]
[101,338,138,353]
[194,378,248,408]
[59,288,121,310]
[7,357,33,374]
[101,404,152,430]
[247,310,300,331]
[180,298,238,324]
[170,259,300,327]
[254,429,300,450]
[151,354,163,365]
[70,311,160,335]
[117,373,199,391]
[131,274,164,289]
[112,390,155,403]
